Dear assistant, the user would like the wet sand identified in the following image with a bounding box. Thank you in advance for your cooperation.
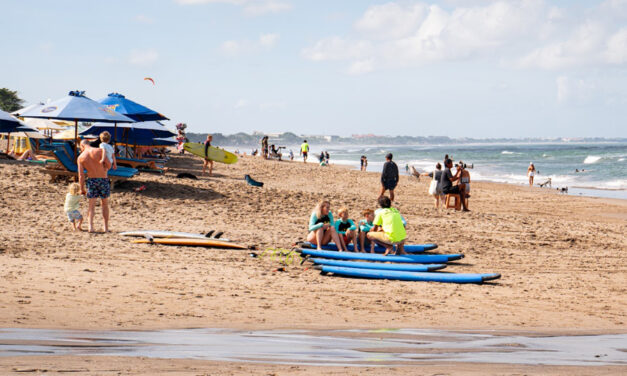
[0,153,625,374]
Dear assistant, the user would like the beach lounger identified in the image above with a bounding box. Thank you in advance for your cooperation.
[42,149,139,183]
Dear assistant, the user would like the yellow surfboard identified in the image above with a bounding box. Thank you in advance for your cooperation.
[132,238,247,249]
[183,143,238,164]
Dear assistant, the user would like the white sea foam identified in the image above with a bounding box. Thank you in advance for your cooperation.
[583,155,602,164]
[618,158,625,162]
[501,151,515,154]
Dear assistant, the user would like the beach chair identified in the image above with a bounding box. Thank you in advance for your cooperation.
[115,156,166,173]
[445,193,468,211]
[42,149,139,183]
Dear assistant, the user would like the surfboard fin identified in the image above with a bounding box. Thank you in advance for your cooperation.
[213,231,224,239]
[205,230,215,238]
[143,234,154,243]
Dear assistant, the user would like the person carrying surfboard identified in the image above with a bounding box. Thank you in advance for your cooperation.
[367,196,407,256]
[203,134,214,176]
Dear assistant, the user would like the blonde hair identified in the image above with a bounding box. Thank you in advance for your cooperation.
[314,200,330,219]
[362,209,373,217]
[99,131,111,143]
[68,183,81,195]
[337,207,348,216]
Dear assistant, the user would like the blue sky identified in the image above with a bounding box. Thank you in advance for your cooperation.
[2,0,627,138]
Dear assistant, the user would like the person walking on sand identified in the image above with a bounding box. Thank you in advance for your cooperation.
[261,136,269,159]
[527,162,536,187]
[300,140,309,163]
[203,134,214,176]
[379,153,399,201]
[77,139,111,233]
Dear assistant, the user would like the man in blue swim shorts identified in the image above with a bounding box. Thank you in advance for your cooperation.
[78,140,112,233]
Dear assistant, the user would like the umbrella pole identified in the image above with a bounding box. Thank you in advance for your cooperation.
[73,119,78,161]
[113,122,117,156]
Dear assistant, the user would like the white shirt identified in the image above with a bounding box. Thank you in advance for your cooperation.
[100,143,114,164]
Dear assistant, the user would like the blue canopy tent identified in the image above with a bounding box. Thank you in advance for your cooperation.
[18,91,134,161]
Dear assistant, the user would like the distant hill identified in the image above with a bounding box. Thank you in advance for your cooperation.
[185,132,626,147]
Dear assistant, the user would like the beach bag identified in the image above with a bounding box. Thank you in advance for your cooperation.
[428,178,438,195]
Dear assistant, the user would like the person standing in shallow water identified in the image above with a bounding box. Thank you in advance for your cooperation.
[527,162,536,187]
[379,153,399,201]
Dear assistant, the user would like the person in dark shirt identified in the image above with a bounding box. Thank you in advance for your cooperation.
[439,158,469,211]
[202,134,213,176]
[379,153,399,201]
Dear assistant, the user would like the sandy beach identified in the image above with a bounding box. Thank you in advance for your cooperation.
[0,154,625,374]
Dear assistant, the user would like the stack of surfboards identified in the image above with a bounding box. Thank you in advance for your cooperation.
[120,230,247,249]
[299,242,500,284]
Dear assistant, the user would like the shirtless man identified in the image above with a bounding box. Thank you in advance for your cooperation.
[77,140,111,233]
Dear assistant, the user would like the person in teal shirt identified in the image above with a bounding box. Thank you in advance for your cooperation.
[334,207,358,252]
[358,209,375,253]
[307,200,346,251]
[367,196,407,256]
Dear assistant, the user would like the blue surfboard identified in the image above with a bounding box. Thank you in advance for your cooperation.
[300,248,463,263]
[302,242,437,253]
[320,266,501,284]
[310,258,447,272]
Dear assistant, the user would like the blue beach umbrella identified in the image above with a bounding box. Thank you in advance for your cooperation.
[0,109,27,133]
[99,93,168,122]
[99,92,168,151]
[19,91,134,160]
[80,121,175,147]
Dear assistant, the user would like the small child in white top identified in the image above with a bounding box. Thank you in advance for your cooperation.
[99,131,116,170]
[64,183,83,231]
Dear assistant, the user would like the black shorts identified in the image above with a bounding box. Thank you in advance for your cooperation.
[302,152,308,157]
[443,185,461,195]
[382,181,397,190]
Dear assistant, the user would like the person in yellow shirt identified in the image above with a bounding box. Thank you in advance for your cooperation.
[300,140,309,163]
[367,196,407,256]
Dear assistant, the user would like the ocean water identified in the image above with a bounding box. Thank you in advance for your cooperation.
[304,142,626,198]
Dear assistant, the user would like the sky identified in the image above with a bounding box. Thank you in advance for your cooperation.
[2,0,627,138]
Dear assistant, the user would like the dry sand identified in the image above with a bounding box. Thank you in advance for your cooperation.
[0,154,625,374]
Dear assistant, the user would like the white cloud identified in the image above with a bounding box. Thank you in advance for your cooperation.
[175,0,291,16]
[259,33,279,47]
[135,14,155,24]
[348,59,374,75]
[128,49,159,66]
[556,76,595,104]
[301,37,373,61]
[605,28,627,64]
[302,1,627,73]
[221,33,280,55]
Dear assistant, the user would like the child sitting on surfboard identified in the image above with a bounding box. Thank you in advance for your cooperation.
[358,209,375,253]
[64,183,83,231]
[367,196,407,256]
[334,207,358,252]
[307,200,347,251]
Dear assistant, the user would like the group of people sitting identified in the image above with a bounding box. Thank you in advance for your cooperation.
[307,196,407,255]
[421,155,470,211]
